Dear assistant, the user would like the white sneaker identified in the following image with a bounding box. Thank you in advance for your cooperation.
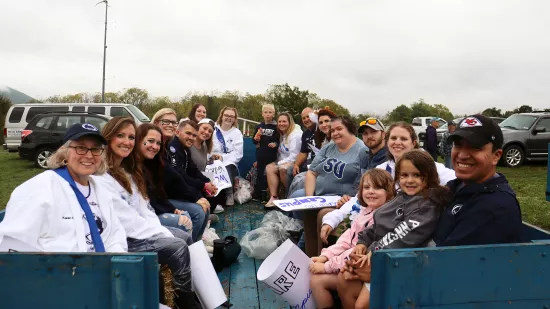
[214,205,224,214]
[225,191,234,206]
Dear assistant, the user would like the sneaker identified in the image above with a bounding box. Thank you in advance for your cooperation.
[208,214,219,224]
[265,196,278,208]
[213,205,224,214]
[225,191,234,206]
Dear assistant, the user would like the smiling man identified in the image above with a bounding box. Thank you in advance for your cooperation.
[433,114,523,246]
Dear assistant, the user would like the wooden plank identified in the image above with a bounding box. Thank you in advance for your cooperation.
[249,203,291,309]
[229,203,261,309]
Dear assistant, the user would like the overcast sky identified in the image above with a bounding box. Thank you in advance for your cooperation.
[1,0,549,115]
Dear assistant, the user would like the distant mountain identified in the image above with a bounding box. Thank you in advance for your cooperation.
[0,86,35,104]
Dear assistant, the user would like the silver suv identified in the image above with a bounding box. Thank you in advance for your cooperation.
[500,113,550,167]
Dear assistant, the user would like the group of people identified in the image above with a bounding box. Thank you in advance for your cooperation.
[0,101,525,309]
[0,103,247,309]
[250,107,522,309]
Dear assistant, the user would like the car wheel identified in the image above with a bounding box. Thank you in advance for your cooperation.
[35,147,54,169]
[503,145,524,168]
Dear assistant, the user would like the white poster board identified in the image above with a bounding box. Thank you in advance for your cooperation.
[188,241,227,309]
[257,239,316,309]
[202,160,232,196]
[273,196,341,212]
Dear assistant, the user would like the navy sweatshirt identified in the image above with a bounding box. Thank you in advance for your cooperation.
[425,125,438,154]
[162,141,204,202]
[433,174,523,247]
[253,121,279,164]
[167,136,210,193]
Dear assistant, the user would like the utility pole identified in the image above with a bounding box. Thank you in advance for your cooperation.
[97,0,108,103]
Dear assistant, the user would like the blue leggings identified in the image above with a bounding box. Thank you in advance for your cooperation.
[169,199,210,242]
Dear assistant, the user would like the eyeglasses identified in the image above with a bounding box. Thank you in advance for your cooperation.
[223,114,236,119]
[69,146,104,156]
[159,119,178,127]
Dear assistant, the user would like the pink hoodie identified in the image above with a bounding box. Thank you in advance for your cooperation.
[320,206,375,273]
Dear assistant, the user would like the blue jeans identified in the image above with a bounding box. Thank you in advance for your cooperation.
[158,211,193,234]
[169,199,209,242]
[444,156,453,170]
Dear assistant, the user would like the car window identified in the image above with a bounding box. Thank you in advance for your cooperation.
[500,114,537,130]
[110,107,131,117]
[8,107,25,123]
[88,106,106,115]
[535,118,550,132]
[84,116,108,130]
[54,116,81,131]
[26,106,69,122]
[72,106,85,112]
[34,116,54,129]
[412,118,422,126]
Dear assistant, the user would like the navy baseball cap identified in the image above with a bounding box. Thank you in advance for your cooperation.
[63,123,107,145]
[448,114,503,149]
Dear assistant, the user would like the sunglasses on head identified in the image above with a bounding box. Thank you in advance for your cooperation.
[360,118,379,126]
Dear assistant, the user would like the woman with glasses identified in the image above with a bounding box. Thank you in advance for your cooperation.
[264,112,303,207]
[0,123,127,253]
[212,106,244,207]
[153,108,212,242]
[98,117,200,309]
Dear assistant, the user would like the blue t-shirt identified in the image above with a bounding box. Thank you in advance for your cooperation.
[308,138,368,196]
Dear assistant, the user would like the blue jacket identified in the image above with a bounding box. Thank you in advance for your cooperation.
[425,125,438,154]
[433,174,523,247]
[364,147,388,170]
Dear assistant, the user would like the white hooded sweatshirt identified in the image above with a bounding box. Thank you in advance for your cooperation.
[277,127,302,166]
[0,171,127,252]
[212,124,244,167]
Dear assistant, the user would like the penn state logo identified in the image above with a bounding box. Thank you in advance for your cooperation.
[170,146,176,153]
[323,158,346,179]
[451,204,463,215]
[460,117,482,128]
[82,123,98,131]
[396,208,404,216]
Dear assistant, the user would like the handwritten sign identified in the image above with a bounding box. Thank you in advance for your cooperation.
[202,160,232,196]
[273,196,341,211]
[257,239,316,309]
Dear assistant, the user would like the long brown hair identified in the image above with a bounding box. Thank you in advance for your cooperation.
[102,117,148,199]
[136,123,168,200]
[385,121,419,162]
[314,107,337,148]
[357,168,396,207]
[188,103,205,123]
[394,149,451,209]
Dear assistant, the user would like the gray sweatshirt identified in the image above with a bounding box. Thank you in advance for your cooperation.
[357,191,443,252]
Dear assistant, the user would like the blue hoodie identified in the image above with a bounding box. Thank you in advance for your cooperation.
[433,174,523,247]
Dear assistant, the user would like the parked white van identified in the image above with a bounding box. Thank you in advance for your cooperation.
[3,103,150,151]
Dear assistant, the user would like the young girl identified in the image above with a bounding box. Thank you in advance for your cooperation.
[309,169,396,309]
[337,149,451,309]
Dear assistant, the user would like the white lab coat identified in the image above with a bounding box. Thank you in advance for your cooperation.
[212,125,244,167]
[0,170,127,252]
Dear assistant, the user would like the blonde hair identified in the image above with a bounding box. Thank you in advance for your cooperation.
[278,112,296,146]
[47,141,108,174]
[216,106,239,127]
[152,108,177,124]
[262,104,275,112]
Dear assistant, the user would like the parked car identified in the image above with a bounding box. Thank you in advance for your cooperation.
[18,112,112,168]
[3,103,149,152]
[413,117,448,147]
[499,113,550,167]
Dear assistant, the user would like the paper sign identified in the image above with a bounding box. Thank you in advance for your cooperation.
[273,196,341,211]
[257,239,316,309]
[0,236,41,252]
[188,241,227,309]
[202,160,232,196]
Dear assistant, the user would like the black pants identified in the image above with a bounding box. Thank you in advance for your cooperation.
[255,161,269,195]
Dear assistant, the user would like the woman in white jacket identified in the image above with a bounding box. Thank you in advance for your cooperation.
[265,112,303,207]
[0,123,127,253]
[98,117,200,309]
[211,106,244,206]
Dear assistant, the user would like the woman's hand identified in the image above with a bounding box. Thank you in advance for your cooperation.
[353,244,367,255]
[336,195,351,209]
[309,263,326,274]
[348,254,372,282]
[319,224,333,245]
[311,256,328,264]
[196,198,210,213]
[268,142,277,148]
[354,251,371,268]
[204,182,217,196]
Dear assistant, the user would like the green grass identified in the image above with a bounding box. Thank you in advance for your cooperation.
[1,151,549,230]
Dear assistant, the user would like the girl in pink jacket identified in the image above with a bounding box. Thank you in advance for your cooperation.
[309,169,396,308]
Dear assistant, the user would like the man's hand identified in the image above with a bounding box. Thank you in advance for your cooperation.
[319,224,333,245]
[292,164,301,176]
[352,244,367,255]
[336,195,351,209]
[196,198,210,213]
[348,254,372,282]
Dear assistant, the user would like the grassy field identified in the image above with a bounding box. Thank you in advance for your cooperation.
[1,151,549,230]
